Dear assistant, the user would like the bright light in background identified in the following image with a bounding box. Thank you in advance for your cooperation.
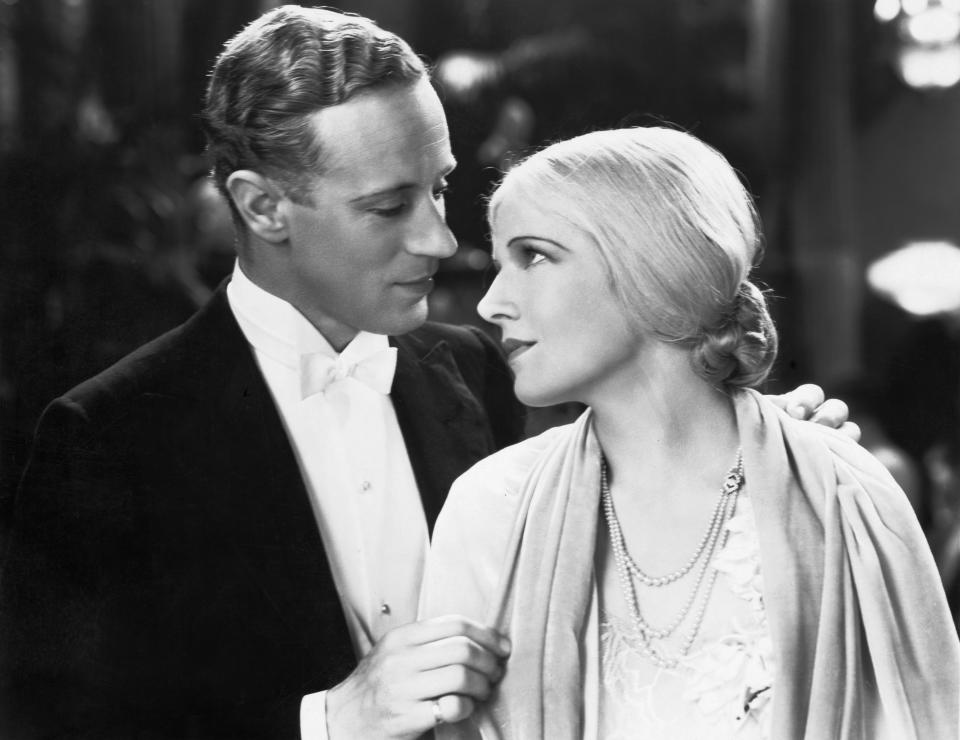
[898,44,960,87]
[876,0,960,89]
[905,6,960,42]
[433,52,498,98]
[875,0,901,22]
[902,0,929,15]
[868,241,960,316]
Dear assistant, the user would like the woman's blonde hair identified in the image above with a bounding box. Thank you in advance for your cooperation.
[489,126,777,389]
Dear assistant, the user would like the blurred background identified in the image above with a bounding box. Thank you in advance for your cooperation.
[2,0,960,611]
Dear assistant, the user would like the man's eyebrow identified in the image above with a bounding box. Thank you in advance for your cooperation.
[349,183,413,203]
[506,236,570,252]
[349,161,457,204]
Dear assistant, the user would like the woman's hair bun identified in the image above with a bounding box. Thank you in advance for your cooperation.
[690,281,778,389]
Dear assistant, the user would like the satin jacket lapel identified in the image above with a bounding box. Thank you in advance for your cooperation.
[391,333,495,533]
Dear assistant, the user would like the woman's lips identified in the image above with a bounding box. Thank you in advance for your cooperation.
[501,338,535,361]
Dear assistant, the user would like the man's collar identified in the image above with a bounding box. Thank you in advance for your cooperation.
[226,260,388,370]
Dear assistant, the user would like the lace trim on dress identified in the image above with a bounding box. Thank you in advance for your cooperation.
[599,495,774,740]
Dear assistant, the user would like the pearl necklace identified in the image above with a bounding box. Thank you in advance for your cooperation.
[601,450,744,668]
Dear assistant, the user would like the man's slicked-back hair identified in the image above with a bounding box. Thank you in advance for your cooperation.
[202,5,426,226]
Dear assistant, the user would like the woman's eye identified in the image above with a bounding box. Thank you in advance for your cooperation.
[432,184,450,200]
[524,249,547,267]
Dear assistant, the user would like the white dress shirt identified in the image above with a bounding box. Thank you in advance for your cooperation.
[226,263,429,739]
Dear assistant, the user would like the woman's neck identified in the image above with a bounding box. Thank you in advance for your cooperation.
[587,344,740,495]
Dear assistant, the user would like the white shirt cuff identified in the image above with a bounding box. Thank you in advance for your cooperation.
[300,690,330,740]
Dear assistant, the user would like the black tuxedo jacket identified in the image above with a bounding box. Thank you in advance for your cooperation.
[0,285,524,739]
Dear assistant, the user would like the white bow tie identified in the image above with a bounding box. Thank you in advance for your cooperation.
[299,346,397,399]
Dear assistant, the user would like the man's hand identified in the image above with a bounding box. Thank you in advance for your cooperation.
[769,383,861,441]
[325,615,510,739]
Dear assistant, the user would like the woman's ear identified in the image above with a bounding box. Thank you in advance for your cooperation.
[225,170,288,243]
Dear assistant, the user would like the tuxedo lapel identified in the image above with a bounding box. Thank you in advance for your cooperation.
[391,333,495,532]
[182,289,356,685]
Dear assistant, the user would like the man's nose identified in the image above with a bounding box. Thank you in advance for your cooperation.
[405,199,457,258]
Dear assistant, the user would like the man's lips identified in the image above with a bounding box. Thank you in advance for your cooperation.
[501,338,535,361]
[395,275,435,293]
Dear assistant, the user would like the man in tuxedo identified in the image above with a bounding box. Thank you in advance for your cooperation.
[0,7,519,739]
[0,6,852,740]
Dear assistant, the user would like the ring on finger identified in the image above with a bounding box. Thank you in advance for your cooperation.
[432,698,445,726]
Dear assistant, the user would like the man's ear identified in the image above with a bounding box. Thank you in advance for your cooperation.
[225,170,289,243]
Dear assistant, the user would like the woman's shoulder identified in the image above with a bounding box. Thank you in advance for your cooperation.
[740,389,909,511]
[432,423,574,551]
[450,423,573,501]
[777,397,899,486]
[424,423,577,621]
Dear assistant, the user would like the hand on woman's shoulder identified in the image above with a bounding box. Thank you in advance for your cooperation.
[759,390,914,518]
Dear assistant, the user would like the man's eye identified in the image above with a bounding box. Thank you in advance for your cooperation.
[370,203,406,217]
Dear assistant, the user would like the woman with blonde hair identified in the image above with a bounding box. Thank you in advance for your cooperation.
[421,126,958,739]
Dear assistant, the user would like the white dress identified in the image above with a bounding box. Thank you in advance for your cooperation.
[424,401,960,739]
[422,429,775,739]
[597,495,775,740]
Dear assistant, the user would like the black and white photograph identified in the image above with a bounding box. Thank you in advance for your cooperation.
[0,1,959,738]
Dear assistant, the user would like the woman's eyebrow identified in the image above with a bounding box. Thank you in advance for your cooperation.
[506,236,569,251]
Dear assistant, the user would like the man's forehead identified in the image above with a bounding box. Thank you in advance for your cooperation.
[322,118,453,174]
[309,82,454,186]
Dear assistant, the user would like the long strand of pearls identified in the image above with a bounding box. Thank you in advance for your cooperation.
[601,451,744,669]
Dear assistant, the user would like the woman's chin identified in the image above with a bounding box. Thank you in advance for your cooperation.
[514,382,567,409]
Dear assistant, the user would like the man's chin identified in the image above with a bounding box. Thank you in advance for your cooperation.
[378,303,430,337]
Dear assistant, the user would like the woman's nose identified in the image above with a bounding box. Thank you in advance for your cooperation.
[477,270,516,325]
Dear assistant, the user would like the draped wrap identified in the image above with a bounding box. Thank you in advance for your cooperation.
[422,389,960,739]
